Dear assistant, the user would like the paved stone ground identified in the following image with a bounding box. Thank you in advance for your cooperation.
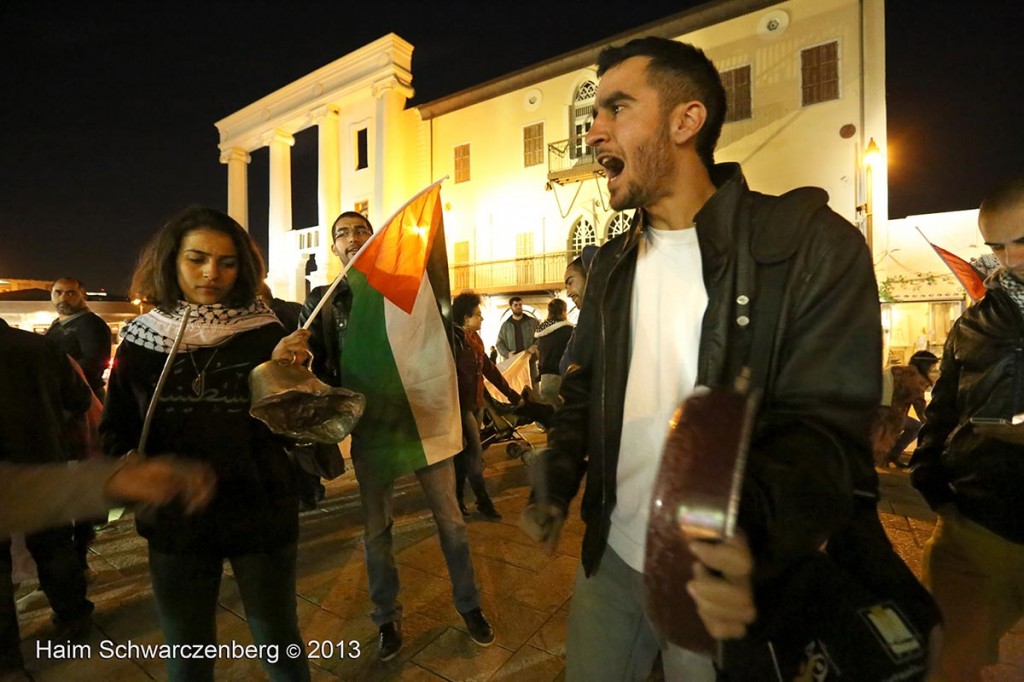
[10,432,1024,681]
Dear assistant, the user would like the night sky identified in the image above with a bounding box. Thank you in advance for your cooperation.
[1,0,1020,294]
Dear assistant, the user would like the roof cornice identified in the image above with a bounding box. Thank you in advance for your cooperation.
[417,0,782,120]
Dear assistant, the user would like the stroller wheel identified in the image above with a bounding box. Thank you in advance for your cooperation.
[506,442,523,458]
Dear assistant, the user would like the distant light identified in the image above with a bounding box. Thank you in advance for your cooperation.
[864,137,882,168]
[87,290,108,298]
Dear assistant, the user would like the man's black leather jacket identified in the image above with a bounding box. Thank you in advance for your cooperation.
[298,281,353,388]
[542,163,882,581]
[912,284,1024,543]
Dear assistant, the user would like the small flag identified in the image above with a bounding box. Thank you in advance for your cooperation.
[342,181,462,482]
[917,228,987,303]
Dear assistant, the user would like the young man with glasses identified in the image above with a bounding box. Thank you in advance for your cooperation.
[300,211,494,662]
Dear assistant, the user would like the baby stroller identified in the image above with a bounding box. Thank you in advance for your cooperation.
[481,350,548,458]
[479,393,534,458]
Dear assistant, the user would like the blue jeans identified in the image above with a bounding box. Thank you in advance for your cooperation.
[566,546,715,682]
[148,545,309,682]
[351,454,480,626]
[888,416,922,462]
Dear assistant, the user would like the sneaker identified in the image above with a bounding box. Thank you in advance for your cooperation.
[476,503,502,522]
[460,608,495,646]
[377,622,402,662]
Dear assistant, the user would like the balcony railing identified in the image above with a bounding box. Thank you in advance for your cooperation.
[450,251,576,293]
[547,136,603,185]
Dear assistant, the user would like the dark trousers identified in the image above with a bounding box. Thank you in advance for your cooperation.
[1,526,93,670]
[452,409,493,510]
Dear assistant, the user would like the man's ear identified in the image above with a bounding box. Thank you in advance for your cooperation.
[668,100,707,146]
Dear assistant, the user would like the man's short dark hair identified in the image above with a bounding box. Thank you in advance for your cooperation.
[452,291,482,326]
[980,176,1024,219]
[508,296,523,306]
[547,298,567,319]
[51,277,85,293]
[597,37,726,170]
[332,211,373,240]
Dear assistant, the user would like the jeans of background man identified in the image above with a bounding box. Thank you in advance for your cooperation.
[453,409,497,513]
[148,545,309,682]
[1,527,94,671]
[887,416,922,466]
[566,546,716,682]
[351,453,480,626]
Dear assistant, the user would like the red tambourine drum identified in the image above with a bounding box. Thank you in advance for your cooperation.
[643,385,759,653]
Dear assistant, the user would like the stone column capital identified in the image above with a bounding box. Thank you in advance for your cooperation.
[261,129,295,148]
[309,105,340,125]
[371,75,414,100]
[219,147,251,165]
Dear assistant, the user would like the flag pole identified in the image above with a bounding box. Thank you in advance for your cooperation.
[301,176,449,331]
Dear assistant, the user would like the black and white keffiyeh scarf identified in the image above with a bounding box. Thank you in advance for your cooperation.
[121,300,280,352]
[997,269,1024,316]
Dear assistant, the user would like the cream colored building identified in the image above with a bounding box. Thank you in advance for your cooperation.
[216,0,910,346]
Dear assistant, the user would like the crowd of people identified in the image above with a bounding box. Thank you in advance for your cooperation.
[3,34,1024,682]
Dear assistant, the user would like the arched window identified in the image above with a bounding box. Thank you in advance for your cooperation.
[606,212,632,241]
[570,80,596,159]
[570,216,597,255]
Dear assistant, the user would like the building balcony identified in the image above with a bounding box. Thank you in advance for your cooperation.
[547,137,604,186]
[450,251,575,294]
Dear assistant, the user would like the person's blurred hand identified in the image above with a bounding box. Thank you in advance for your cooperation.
[519,503,565,553]
[106,455,216,514]
[685,532,757,640]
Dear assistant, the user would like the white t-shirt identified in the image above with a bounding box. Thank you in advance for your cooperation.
[607,226,708,572]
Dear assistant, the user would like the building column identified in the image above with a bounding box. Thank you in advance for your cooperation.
[263,130,298,299]
[372,75,415,227]
[312,105,341,238]
[219,147,251,229]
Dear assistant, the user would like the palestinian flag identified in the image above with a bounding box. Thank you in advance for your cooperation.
[917,227,987,303]
[341,181,462,483]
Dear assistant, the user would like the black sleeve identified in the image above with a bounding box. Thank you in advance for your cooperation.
[738,211,881,581]
[78,315,112,385]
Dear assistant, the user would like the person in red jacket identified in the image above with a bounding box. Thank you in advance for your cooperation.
[451,291,521,520]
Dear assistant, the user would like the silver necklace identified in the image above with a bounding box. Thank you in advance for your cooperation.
[188,348,220,397]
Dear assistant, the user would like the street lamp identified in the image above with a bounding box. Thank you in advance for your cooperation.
[863,137,881,252]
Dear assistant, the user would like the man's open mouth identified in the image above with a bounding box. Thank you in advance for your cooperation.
[598,154,625,180]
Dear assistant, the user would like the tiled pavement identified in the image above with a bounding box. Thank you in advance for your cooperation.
[11,433,1024,681]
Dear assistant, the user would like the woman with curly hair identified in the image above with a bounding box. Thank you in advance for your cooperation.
[450,291,521,520]
[100,206,311,681]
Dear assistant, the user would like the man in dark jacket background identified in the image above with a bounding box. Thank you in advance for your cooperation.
[911,176,1024,681]
[520,37,883,680]
[46,277,111,400]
